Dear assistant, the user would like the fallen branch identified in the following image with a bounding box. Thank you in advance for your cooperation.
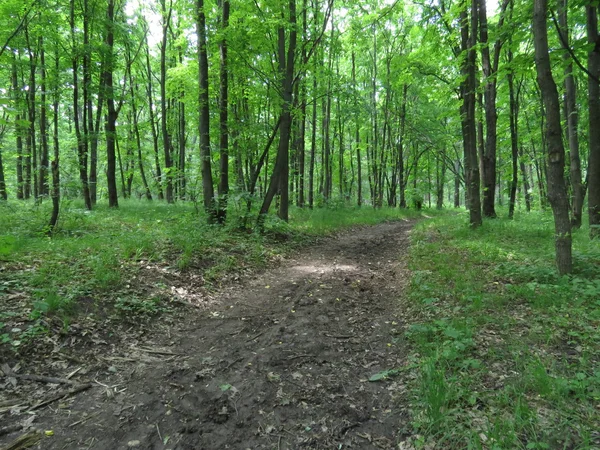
[27,383,92,412]
[138,347,181,356]
[12,374,76,386]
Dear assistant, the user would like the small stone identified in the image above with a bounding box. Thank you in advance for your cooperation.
[128,440,141,447]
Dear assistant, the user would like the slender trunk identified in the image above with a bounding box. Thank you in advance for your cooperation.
[309,73,317,209]
[298,0,307,207]
[533,0,572,273]
[559,0,585,228]
[104,0,118,207]
[257,0,296,228]
[197,0,216,220]
[39,38,49,197]
[508,47,519,219]
[25,29,37,200]
[145,41,163,200]
[161,0,174,203]
[48,50,60,234]
[587,5,600,238]
[217,0,230,223]
[11,55,24,200]
[70,0,92,210]
[460,0,482,227]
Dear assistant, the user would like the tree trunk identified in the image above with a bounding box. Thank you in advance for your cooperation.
[558,0,585,229]
[160,0,174,203]
[197,0,217,220]
[508,47,519,219]
[587,5,600,238]
[11,54,24,200]
[478,0,502,218]
[104,0,118,207]
[533,0,572,274]
[39,38,49,197]
[309,71,317,209]
[460,0,482,227]
[257,0,297,228]
[217,0,230,223]
[48,48,60,234]
[144,40,163,200]
[70,0,92,210]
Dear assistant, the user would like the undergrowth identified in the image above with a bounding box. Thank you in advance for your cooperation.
[0,198,424,350]
[404,210,600,449]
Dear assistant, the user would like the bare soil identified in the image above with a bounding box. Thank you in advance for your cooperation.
[1,220,414,450]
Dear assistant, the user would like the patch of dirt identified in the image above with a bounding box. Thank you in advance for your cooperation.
[0,220,414,449]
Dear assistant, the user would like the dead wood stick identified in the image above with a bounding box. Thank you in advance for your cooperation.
[0,430,42,450]
[12,374,76,385]
[246,331,265,342]
[0,400,21,408]
[138,347,181,356]
[27,383,92,412]
[69,411,100,428]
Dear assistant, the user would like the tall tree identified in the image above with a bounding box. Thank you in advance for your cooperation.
[532,0,572,273]
[558,0,585,229]
[258,0,298,227]
[587,4,600,238]
[217,0,230,223]
[197,0,216,220]
[460,0,482,227]
[104,0,119,208]
[160,0,174,203]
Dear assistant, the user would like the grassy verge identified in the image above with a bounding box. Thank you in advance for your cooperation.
[0,198,424,351]
[403,210,600,449]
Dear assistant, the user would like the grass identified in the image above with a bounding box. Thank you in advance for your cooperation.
[403,209,600,449]
[0,197,424,350]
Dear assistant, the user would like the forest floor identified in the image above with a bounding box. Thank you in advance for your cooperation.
[1,219,415,450]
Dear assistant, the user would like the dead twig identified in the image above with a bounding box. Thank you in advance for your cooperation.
[27,383,92,412]
[246,331,265,342]
[69,412,100,428]
[138,347,181,356]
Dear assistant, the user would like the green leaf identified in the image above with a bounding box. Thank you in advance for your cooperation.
[369,368,400,382]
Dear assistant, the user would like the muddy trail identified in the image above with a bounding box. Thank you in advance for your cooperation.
[1,220,414,450]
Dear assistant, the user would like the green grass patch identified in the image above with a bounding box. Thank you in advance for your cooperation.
[403,210,600,449]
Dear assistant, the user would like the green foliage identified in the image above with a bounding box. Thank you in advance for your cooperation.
[405,210,600,449]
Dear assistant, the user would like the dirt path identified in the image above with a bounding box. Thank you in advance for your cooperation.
[1,220,414,450]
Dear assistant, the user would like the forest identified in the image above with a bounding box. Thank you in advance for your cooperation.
[1,0,600,448]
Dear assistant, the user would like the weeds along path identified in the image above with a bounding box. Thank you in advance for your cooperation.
[3,220,414,450]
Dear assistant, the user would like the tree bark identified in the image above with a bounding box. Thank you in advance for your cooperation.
[508,47,519,219]
[11,54,24,200]
[587,5,600,238]
[533,0,572,274]
[559,0,585,229]
[460,0,482,227]
[145,38,163,200]
[197,0,216,220]
[257,0,297,228]
[160,0,174,203]
[217,0,230,223]
[104,0,118,207]
[39,38,49,197]
[70,0,92,210]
